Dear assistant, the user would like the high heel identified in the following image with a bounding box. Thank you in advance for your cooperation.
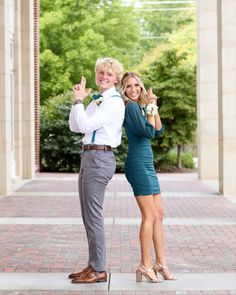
[136,264,162,283]
[153,262,177,280]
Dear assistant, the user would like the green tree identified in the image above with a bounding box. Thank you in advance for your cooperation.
[133,11,196,73]
[168,21,196,66]
[136,2,195,50]
[40,49,72,101]
[40,0,140,103]
[142,49,197,168]
[113,129,129,172]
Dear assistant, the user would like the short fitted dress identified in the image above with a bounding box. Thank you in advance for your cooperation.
[123,101,163,197]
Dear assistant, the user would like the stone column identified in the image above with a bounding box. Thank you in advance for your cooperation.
[197,0,219,180]
[0,0,12,194]
[34,0,40,173]
[21,0,35,179]
[14,0,23,179]
[219,0,236,198]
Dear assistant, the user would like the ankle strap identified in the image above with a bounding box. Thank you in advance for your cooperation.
[156,263,168,269]
[140,264,153,273]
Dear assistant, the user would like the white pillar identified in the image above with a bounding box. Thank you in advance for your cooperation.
[14,0,23,179]
[21,0,35,179]
[0,0,12,195]
[197,0,219,180]
[0,0,35,195]
[219,0,236,198]
[198,0,236,200]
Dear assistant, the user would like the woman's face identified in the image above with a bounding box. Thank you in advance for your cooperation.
[124,77,141,101]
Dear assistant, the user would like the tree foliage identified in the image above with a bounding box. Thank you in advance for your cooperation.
[142,49,197,166]
[40,92,83,172]
[136,2,195,50]
[140,4,194,36]
[40,0,140,103]
[133,11,196,73]
[168,21,196,65]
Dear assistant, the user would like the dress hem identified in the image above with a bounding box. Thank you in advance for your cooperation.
[134,190,161,197]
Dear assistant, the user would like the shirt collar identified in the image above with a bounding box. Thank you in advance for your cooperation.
[101,86,117,99]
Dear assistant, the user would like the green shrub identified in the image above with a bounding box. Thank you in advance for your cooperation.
[113,130,128,172]
[181,151,195,169]
[157,150,195,171]
[40,92,83,172]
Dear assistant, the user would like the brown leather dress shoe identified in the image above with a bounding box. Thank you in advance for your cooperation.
[71,270,107,284]
[68,265,93,279]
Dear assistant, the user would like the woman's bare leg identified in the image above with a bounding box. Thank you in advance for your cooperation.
[136,195,155,267]
[152,194,174,279]
[152,194,166,264]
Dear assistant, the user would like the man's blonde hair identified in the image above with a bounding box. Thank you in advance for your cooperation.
[95,57,124,84]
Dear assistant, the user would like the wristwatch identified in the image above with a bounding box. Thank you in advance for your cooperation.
[73,98,83,105]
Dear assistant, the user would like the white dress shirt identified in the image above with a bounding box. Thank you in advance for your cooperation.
[69,86,125,148]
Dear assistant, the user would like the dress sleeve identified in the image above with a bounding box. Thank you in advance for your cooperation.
[125,102,157,139]
[155,125,164,137]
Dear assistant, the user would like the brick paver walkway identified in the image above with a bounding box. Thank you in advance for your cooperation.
[0,173,235,295]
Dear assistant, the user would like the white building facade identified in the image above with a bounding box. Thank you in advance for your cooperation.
[0,0,38,195]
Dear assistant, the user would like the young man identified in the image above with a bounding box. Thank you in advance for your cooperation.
[68,57,124,283]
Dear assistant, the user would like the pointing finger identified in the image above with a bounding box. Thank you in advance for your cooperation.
[81,76,86,88]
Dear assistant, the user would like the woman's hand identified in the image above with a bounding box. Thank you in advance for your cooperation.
[146,88,157,105]
[72,76,91,102]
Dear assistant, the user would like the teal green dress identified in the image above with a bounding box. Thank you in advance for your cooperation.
[123,101,163,197]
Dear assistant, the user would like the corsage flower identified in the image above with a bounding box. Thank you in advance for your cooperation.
[146,103,159,116]
[92,93,105,106]
[95,97,105,106]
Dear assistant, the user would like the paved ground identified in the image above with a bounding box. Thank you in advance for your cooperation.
[0,172,235,295]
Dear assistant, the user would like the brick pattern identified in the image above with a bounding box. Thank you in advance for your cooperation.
[0,173,235,295]
[0,290,235,295]
[0,224,235,273]
[16,177,217,194]
[2,192,234,218]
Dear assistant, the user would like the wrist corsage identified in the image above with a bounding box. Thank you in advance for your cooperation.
[146,103,159,116]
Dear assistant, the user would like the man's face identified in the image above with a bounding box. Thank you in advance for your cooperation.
[96,68,117,92]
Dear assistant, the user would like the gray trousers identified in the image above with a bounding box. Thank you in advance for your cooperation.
[78,150,116,271]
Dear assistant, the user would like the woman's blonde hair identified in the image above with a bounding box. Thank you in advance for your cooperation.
[120,72,147,105]
[95,57,124,85]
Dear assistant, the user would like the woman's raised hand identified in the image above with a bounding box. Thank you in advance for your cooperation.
[146,88,157,105]
[73,76,91,101]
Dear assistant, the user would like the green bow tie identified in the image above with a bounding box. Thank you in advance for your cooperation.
[92,93,103,100]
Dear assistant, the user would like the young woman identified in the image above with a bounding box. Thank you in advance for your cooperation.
[120,72,176,283]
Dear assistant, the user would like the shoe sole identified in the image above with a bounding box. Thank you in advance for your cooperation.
[71,280,107,284]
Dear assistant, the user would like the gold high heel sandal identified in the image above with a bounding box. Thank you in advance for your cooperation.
[153,262,177,280]
[136,264,162,283]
